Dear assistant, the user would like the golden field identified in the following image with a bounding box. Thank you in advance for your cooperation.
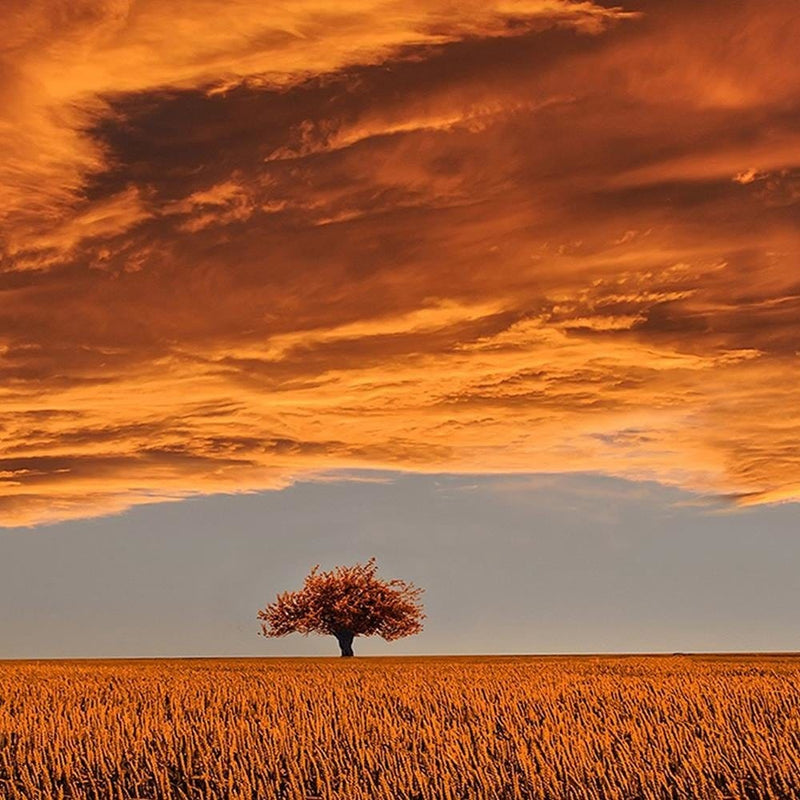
[1,655,798,799]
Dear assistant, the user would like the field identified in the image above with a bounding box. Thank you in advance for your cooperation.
[1,655,798,799]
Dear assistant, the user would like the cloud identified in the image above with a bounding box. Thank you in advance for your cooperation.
[1,0,799,525]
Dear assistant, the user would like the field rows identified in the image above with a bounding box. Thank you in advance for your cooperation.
[1,655,798,799]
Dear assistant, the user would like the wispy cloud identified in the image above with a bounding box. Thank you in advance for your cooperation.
[1,0,799,525]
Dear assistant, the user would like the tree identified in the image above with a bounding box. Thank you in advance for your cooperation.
[258,558,425,657]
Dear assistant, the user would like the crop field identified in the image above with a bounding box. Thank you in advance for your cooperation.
[1,655,798,799]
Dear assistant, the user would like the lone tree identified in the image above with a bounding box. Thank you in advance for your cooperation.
[258,558,424,657]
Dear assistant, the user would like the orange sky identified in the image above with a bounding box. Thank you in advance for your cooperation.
[1,0,799,526]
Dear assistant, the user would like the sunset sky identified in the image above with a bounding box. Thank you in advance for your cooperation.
[1,0,799,656]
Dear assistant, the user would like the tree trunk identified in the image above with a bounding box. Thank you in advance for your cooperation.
[335,630,355,657]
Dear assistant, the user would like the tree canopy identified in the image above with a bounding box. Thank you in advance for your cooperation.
[258,558,424,656]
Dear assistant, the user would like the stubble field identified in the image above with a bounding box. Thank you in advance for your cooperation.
[1,655,798,799]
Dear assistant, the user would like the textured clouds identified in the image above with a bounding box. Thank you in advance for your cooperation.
[1,0,799,525]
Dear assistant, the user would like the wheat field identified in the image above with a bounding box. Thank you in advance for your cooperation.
[1,655,798,799]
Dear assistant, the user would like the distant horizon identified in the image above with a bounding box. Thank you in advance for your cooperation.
[7,650,800,665]
[6,651,800,662]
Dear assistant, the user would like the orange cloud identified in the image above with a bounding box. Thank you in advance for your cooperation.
[1,0,799,525]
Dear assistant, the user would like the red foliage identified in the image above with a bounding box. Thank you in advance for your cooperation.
[258,558,425,643]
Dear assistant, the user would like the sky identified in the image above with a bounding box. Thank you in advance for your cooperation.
[3,472,800,658]
[1,0,799,656]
